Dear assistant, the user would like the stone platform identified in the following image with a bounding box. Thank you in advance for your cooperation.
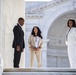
[3,68,76,72]
[2,68,76,75]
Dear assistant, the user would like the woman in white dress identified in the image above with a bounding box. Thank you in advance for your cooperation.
[28,26,43,67]
[67,19,76,68]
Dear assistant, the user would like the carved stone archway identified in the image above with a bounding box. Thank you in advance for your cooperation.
[47,11,76,67]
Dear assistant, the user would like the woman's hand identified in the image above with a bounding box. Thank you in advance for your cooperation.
[36,48,40,51]
[65,41,68,45]
[36,47,41,51]
[30,46,41,51]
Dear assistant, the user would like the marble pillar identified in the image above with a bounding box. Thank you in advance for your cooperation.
[0,0,25,68]
[0,0,5,68]
[42,39,49,67]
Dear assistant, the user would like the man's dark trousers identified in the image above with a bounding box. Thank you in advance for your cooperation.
[13,49,22,68]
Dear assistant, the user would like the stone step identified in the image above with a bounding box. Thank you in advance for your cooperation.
[3,68,76,72]
[2,68,76,75]
[3,72,76,75]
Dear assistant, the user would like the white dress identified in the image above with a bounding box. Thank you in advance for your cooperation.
[67,27,76,68]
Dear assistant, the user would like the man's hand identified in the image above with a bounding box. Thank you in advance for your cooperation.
[17,46,20,51]
[22,49,24,52]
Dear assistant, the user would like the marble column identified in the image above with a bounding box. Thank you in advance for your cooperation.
[0,0,5,68]
[42,39,49,67]
[0,0,25,68]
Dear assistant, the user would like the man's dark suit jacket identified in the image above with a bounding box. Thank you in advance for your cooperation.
[12,24,25,51]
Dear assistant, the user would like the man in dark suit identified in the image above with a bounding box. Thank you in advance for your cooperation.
[12,17,25,68]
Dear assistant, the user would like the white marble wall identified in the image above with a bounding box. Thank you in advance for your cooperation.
[0,0,25,68]
[0,0,5,67]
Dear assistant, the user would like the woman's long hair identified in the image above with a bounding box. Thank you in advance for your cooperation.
[67,19,76,27]
[31,26,43,39]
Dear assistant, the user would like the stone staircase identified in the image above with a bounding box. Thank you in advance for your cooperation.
[2,68,76,75]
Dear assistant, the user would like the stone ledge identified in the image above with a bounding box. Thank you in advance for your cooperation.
[3,68,76,72]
